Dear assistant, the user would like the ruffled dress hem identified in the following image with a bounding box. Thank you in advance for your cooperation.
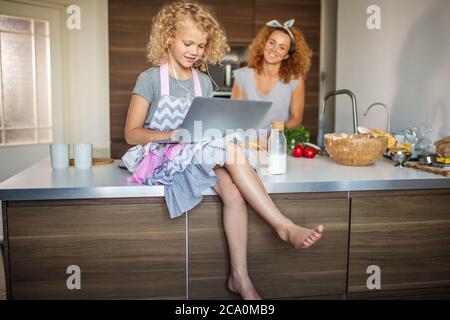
[123,132,257,218]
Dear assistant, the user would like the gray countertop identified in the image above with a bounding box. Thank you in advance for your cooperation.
[0,155,449,201]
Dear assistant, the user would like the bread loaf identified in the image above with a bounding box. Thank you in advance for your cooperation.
[435,136,450,158]
[435,136,450,146]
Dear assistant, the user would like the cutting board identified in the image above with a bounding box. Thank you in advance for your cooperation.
[405,162,450,177]
[69,158,114,166]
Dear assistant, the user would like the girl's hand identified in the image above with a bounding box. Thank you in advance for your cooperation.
[169,129,179,141]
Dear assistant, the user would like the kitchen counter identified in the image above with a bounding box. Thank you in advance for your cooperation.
[0,156,449,201]
[2,155,450,300]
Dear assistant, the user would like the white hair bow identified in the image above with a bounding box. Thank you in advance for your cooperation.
[265,19,295,40]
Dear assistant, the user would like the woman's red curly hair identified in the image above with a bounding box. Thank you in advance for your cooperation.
[247,25,313,83]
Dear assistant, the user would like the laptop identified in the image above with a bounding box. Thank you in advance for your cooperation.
[156,97,272,143]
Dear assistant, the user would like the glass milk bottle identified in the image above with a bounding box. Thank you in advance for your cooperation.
[268,121,287,175]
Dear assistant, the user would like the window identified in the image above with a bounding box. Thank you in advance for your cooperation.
[0,14,52,146]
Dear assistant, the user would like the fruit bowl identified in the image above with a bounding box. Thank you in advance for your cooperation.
[324,133,388,166]
[390,151,412,167]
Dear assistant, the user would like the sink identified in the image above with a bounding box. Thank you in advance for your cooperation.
[324,133,388,166]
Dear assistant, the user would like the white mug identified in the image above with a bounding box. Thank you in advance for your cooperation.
[74,143,92,169]
[50,144,69,169]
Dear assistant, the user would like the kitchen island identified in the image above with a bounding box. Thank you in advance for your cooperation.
[1,156,450,300]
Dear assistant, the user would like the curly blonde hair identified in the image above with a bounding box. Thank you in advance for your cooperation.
[146,1,228,71]
[247,25,312,83]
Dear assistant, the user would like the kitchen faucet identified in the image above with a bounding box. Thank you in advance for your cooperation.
[321,89,359,134]
[363,103,391,134]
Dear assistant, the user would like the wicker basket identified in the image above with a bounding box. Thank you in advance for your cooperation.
[324,133,388,166]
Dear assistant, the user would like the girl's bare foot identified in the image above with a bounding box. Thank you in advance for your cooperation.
[227,272,262,300]
[279,223,324,249]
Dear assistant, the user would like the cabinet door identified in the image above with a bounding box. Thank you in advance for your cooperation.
[188,193,349,299]
[349,189,450,294]
[6,199,185,299]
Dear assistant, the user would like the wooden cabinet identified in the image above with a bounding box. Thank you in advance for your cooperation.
[5,193,349,300]
[348,189,450,295]
[5,198,185,300]
[3,188,450,300]
[188,192,349,299]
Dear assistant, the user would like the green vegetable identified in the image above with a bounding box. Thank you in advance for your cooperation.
[284,126,310,152]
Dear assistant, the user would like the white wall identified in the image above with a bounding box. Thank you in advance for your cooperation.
[59,0,110,154]
[0,0,109,183]
[335,0,450,143]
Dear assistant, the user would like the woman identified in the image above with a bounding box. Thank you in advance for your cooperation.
[231,19,312,145]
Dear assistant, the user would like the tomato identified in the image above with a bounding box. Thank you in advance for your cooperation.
[303,146,317,159]
[292,145,303,158]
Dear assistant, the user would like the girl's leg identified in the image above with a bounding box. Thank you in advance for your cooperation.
[212,166,261,300]
[224,142,324,249]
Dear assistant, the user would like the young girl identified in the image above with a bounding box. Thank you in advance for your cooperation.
[232,19,312,147]
[123,1,324,300]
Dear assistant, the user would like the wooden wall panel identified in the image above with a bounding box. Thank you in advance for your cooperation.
[109,0,162,158]
[203,0,255,43]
